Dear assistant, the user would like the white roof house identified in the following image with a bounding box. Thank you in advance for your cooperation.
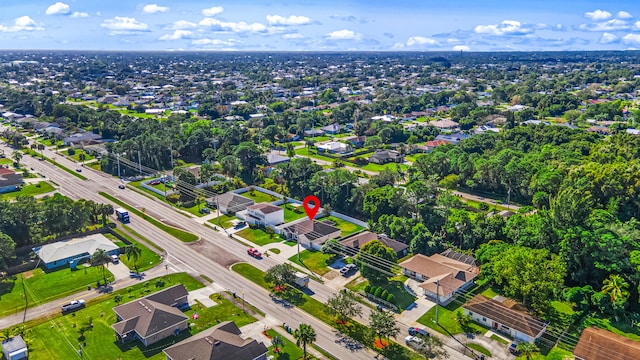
[34,234,119,269]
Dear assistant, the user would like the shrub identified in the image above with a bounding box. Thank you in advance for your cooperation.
[386,293,395,304]
[167,194,180,204]
[380,289,389,300]
[364,284,372,294]
[67,148,76,156]
[373,286,383,298]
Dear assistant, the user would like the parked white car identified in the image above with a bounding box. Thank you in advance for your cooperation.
[405,335,425,350]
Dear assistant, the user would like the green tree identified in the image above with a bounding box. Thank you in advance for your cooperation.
[124,245,142,273]
[601,274,630,304]
[418,335,450,359]
[516,342,539,360]
[234,141,266,183]
[100,203,114,226]
[220,155,241,177]
[293,323,316,359]
[0,232,16,271]
[271,335,284,353]
[369,309,400,343]
[11,151,22,167]
[326,290,363,323]
[90,249,112,284]
[264,263,296,288]
[356,240,397,284]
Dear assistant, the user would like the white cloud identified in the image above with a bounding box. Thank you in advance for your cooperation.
[474,20,534,36]
[635,21,640,29]
[192,38,242,47]
[618,11,633,19]
[202,6,224,17]
[71,12,89,18]
[325,29,361,40]
[453,45,470,51]
[46,2,70,16]
[578,19,630,31]
[142,4,169,14]
[599,32,618,44]
[199,18,267,33]
[160,30,192,40]
[622,33,640,44]
[169,20,197,29]
[0,16,44,32]
[100,17,149,34]
[282,33,304,39]
[584,9,612,21]
[406,36,439,46]
[266,15,312,26]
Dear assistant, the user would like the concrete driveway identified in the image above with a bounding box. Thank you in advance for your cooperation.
[107,260,133,282]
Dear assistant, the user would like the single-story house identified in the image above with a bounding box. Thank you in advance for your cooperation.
[304,129,324,137]
[208,192,255,215]
[33,234,119,270]
[266,152,290,166]
[347,136,366,148]
[112,284,189,347]
[2,335,28,360]
[435,133,470,145]
[277,218,341,250]
[400,252,478,303]
[573,326,640,360]
[368,150,404,164]
[430,119,459,130]
[0,168,23,193]
[340,231,408,258]
[316,141,352,154]
[242,203,284,227]
[163,321,268,360]
[63,132,102,146]
[321,124,344,135]
[462,294,546,343]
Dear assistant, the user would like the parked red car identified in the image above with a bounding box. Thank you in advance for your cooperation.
[247,248,262,258]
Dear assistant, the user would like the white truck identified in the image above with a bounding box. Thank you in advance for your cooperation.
[294,272,310,288]
[61,299,85,313]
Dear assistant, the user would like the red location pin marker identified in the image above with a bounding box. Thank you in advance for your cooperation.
[302,195,321,220]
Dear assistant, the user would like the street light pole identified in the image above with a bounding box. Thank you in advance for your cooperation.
[435,279,440,325]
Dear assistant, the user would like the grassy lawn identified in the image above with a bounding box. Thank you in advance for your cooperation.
[185,293,257,332]
[490,334,509,344]
[127,180,204,217]
[242,190,278,203]
[294,147,336,162]
[416,296,487,335]
[104,231,162,272]
[322,215,365,237]
[0,181,55,200]
[231,263,270,289]
[348,276,416,311]
[67,150,95,162]
[281,203,307,222]
[0,157,12,165]
[0,266,114,318]
[100,192,199,242]
[21,273,205,360]
[359,162,409,173]
[467,343,491,357]
[236,227,283,246]
[267,329,305,360]
[208,213,237,228]
[288,249,338,276]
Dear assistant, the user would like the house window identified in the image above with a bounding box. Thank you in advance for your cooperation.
[468,312,473,316]
[482,317,486,321]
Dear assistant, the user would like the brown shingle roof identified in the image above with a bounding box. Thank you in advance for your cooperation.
[462,295,545,338]
[163,321,268,360]
[573,327,640,360]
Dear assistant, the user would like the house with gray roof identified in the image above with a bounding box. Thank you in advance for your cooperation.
[33,234,119,269]
[207,192,255,215]
[112,284,189,347]
[277,218,341,250]
[163,321,268,360]
[1,335,28,360]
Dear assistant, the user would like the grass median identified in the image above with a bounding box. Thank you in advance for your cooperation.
[99,192,199,242]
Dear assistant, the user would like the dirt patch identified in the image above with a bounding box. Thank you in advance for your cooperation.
[188,241,242,268]
[323,271,339,280]
[22,270,34,279]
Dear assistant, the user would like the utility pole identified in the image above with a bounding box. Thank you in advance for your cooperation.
[116,154,121,179]
[507,187,511,210]
[137,150,142,176]
[169,144,174,169]
[435,279,440,325]
[296,227,301,261]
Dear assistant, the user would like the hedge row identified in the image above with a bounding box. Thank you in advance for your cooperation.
[364,284,396,304]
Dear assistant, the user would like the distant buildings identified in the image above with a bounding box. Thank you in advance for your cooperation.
[0,168,23,193]
[1,335,28,360]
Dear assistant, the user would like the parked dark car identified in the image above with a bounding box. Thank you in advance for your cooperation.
[508,342,519,355]
[408,327,430,337]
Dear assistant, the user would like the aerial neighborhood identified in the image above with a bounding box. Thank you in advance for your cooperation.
[0,48,639,360]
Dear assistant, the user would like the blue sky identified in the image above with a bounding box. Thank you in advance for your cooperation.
[1,1,640,51]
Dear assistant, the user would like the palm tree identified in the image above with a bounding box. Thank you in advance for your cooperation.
[271,335,284,353]
[0,327,12,341]
[90,249,112,284]
[11,151,22,167]
[100,204,114,226]
[293,323,316,359]
[602,274,630,303]
[516,342,539,360]
[418,335,449,359]
[124,245,142,273]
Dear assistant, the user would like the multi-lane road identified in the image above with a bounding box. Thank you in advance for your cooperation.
[2,141,472,360]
